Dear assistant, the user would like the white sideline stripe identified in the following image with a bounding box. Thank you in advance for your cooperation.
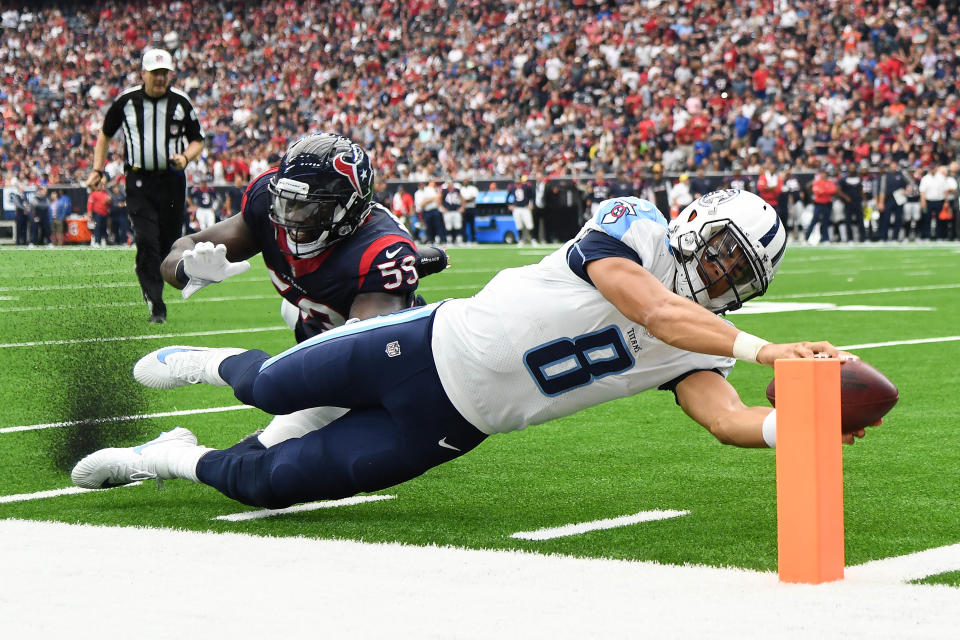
[214,494,396,522]
[0,404,254,434]
[838,336,960,350]
[511,509,689,541]
[0,325,288,348]
[0,482,143,503]
[848,542,960,583]
[3,519,959,638]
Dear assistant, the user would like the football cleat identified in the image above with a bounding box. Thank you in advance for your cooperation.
[133,345,246,389]
[70,427,199,489]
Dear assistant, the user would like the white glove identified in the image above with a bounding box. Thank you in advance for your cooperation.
[180,241,251,299]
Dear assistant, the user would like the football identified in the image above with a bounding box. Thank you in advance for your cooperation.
[765,358,899,433]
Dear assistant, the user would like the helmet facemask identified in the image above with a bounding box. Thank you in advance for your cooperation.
[669,189,785,314]
[268,176,363,258]
[673,220,769,314]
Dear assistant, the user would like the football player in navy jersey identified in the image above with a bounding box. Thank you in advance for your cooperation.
[155,133,448,446]
[74,189,870,507]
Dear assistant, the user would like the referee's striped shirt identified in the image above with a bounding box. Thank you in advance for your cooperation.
[101,85,204,171]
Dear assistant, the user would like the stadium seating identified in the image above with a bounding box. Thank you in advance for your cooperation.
[0,1,957,213]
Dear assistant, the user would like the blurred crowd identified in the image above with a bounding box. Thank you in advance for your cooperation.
[1,0,958,204]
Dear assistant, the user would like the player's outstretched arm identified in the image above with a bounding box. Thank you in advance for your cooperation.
[587,257,843,365]
[161,215,259,297]
[675,371,772,447]
[588,257,744,356]
[675,370,864,448]
[415,245,448,277]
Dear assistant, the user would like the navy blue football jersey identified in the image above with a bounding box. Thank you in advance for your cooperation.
[241,168,421,342]
[189,186,217,209]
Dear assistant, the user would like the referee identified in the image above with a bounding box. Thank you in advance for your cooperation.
[86,48,204,323]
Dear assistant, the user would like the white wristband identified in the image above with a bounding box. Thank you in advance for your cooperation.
[761,410,777,448]
[732,332,770,363]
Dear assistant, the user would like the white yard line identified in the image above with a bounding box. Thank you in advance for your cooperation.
[0,293,277,313]
[0,278,263,292]
[511,509,689,541]
[0,286,477,315]
[768,282,960,300]
[0,325,288,349]
[848,543,960,584]
[0,482,142,503]
[3,335,957,435]
[0,404,254,434]
[731,302,933,314]
[838,336,960,350]
[213,495,396,521]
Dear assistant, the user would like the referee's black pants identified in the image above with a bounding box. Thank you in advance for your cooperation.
[126,169,186,317]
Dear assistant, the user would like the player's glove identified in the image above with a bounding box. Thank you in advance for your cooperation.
[415,245,449,277]
[178,241,251,299]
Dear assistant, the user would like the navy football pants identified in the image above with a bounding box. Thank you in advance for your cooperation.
[196,305,487,508]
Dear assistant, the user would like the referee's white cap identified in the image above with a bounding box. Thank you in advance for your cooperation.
[142,49,174,72]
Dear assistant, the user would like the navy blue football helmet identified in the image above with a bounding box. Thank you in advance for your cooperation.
[268,133,375,257]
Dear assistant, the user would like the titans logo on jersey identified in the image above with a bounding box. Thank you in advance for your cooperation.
[242,169,420,342]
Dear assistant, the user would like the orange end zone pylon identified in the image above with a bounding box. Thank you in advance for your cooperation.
[775,358,845,584]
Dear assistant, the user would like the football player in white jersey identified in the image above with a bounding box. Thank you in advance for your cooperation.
[72,190,865,508]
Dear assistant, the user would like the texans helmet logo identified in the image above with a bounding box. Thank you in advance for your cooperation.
[333,145,370,196]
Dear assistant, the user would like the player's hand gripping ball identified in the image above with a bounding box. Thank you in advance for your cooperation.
[766,358,898,433]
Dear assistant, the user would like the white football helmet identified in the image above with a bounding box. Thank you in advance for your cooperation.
[668,189,786,314]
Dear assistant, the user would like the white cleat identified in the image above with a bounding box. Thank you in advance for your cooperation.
[133,345,246,389]
[70,427,200,489]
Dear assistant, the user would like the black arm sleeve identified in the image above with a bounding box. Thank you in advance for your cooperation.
[657,368,727,405]
[416,245,448,277]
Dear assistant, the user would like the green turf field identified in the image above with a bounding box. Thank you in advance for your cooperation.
[1,243,958,575]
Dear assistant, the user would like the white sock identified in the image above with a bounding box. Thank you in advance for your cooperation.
[204,348,246,386]
[761,410,777,448]
[176,446,214,482]
[257,406,349,447]
[145,444,213,482]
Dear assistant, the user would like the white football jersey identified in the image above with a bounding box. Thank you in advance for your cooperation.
[432,197,734,435]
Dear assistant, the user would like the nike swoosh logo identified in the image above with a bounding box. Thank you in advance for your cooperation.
[385,246,403,259]
[438,437,461,452]
[157,347,192,364]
